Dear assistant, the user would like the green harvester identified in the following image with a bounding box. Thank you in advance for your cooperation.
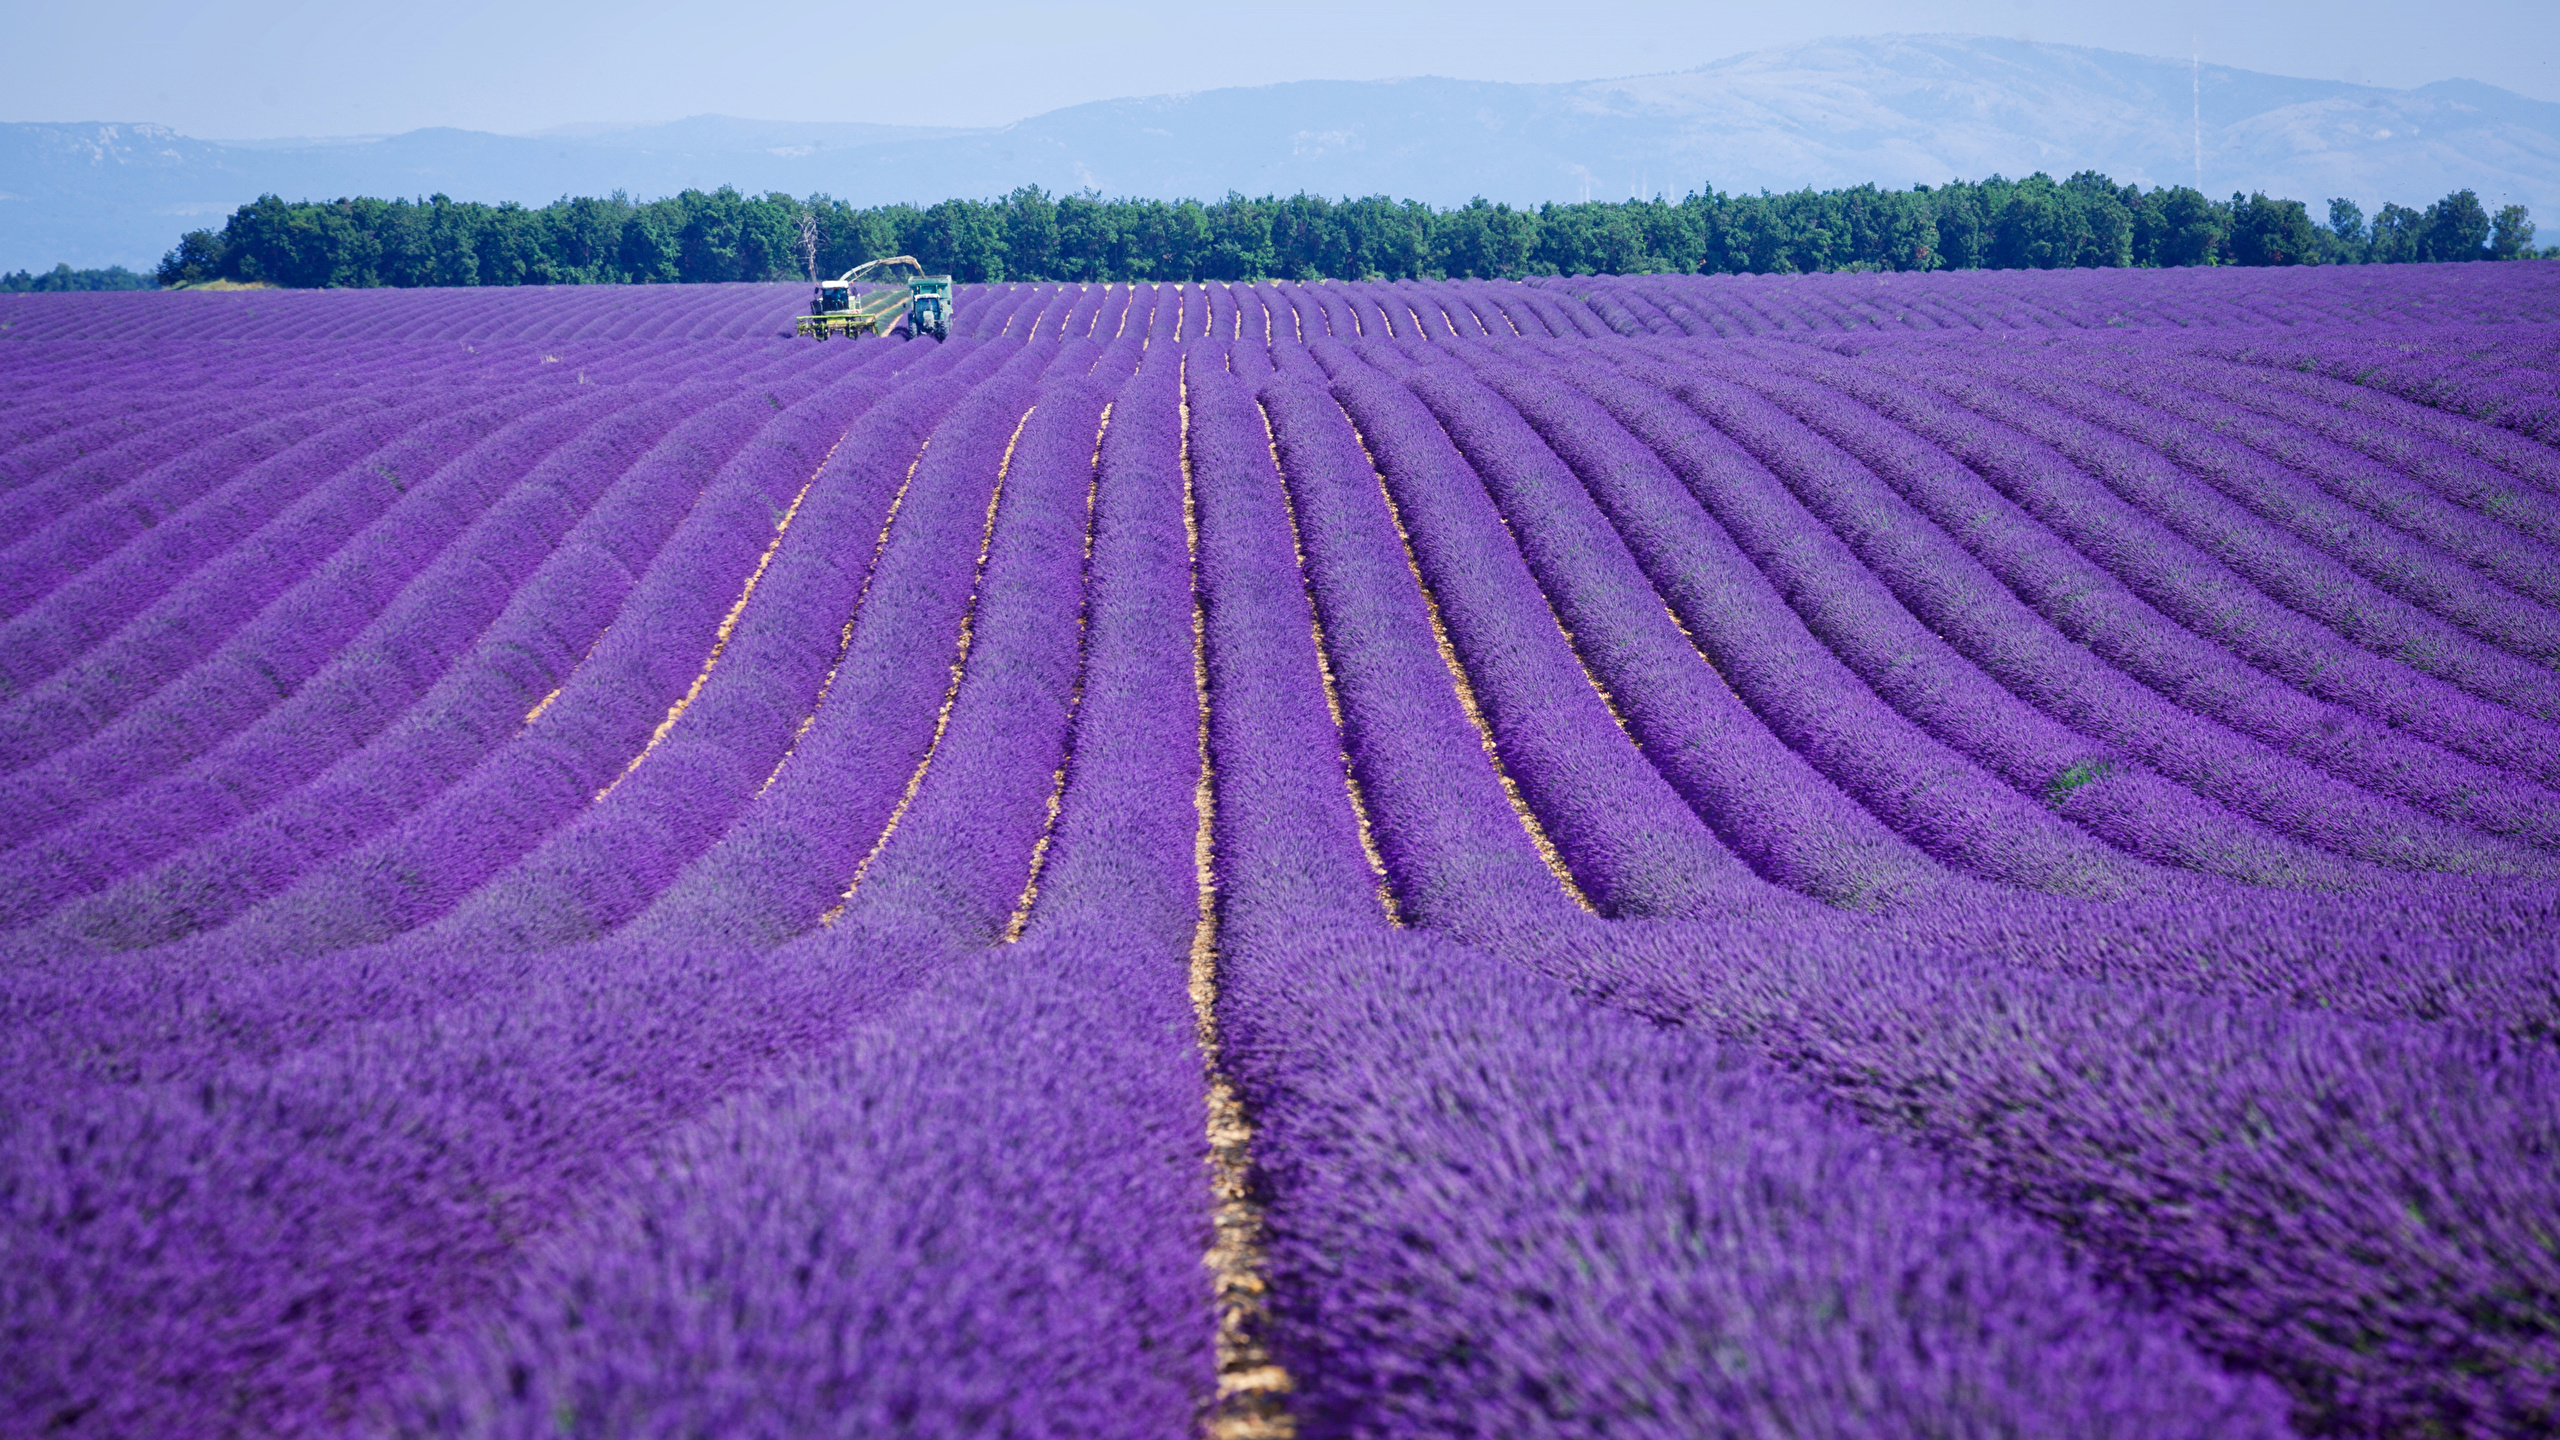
[796,255,954,340]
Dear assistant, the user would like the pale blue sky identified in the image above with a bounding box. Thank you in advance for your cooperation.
[11,0,2556,136]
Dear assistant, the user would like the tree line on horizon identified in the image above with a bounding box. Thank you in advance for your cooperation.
[147,174,2552,290]
[2,263,156,293]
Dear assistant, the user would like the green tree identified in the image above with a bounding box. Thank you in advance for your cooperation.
[2323,198,2367,264]
[1198,194,1274,281]
[2134,186,2223,267]
[1431,197,1539,279]
[2421,189,2491,261]
[171,173,2509,289]
[156,229,229,286]
[2491,204,2536,260]
[2370,202,2426,263]
[617,210,680,283]
[2227,192,2322,265]
[1052,192,1117,282]
[1990,173,2093,269]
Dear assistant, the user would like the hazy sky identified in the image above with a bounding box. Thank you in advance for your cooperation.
[12,0,2557,137]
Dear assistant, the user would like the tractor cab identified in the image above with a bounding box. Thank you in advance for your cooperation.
[907,276,953,340]
[812,280,853,314]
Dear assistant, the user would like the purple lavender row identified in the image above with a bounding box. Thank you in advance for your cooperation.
[0,348,860,907]
[1518,346,2170,898]
[0,389,246,496]
[1513,279,1616,338]
[0,343,742,785]
[1319,337,1765,919]
[0,341,1033,1100]
[1204,280,1241,342]
[2104,356,2560,611]
[1626,346,2557,877]
[0,388,578,777]
[1249,283,1301,345]
[373,360,1212,1432]
[2182,332,2560,495]
[1433,346,1971,910]
[0,388,603,856]
[0,891,977,1434]
[2212,326,2560,445]
[360,348,1208,1424]
[1255,366,1591,946]
[0,391,387,620]
[370,933,1216,1439]
[1910,342,2560,722]
[1775,343,2560,789]
[1,283,798,347]
[1709,345,2560,861]
[1054,283,1105,340]
[1221,926,2298,1439]
[800,357,1113,950]
[0,365,1109,1440]
[402,343,1068,956]
[1183,429,2291,1433]
[1592,343,2443,886]
[0,377,584,678]
[1187,358,1390,947]
[1999,350,2560,666]
[1015,347,1204,951]
[145,347,1013,964]
[624,340,1059,946]
[1005,284,1068,338]
[0,371,799,942]
[0,385,377,553]
[2163,353,2560,558]
[1580,916,2560,1438]
[1,357,868,961]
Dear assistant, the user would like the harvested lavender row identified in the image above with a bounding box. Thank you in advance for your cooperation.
[5,265,2557,1440]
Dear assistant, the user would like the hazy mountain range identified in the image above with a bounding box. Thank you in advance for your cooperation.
[8,34,2557,273]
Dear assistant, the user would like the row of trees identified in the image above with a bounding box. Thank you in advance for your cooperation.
[1,263,156,293]
[154,175,2550,289]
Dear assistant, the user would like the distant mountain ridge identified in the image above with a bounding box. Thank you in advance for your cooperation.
[6,34,2557,271]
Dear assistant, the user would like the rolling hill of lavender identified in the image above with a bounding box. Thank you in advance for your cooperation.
[2,260,2558,1439]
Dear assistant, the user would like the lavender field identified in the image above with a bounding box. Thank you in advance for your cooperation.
[3,261,2558,1439]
